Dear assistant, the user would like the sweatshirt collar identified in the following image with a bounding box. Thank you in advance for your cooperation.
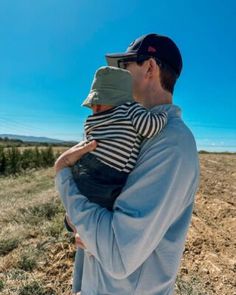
[151,104,182,118]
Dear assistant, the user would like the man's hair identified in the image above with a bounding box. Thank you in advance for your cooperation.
[137,59,178,94]
[159,64,178,94]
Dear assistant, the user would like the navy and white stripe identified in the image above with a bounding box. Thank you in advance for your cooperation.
[85,102,167,173]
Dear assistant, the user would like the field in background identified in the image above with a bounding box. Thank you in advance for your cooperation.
[0,154,235,295]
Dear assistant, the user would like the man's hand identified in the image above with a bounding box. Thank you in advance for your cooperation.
[65,214,88,250]
[54,140,97,173]
[75,233,87,250]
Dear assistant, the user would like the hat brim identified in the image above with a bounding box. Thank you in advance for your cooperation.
[105,52,137,67]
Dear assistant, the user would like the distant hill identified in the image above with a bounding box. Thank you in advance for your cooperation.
[0,134,75,144]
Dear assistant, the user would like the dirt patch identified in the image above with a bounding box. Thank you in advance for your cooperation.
[177,154,236,295]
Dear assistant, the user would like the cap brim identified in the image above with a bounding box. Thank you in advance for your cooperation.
[105,52,137,67]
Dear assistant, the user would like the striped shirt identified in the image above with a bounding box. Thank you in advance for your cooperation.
[85,102,167,173]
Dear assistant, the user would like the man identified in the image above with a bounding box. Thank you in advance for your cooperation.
[55,33,200,295]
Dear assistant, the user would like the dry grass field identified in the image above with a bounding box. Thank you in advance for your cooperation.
[0,153,235,295]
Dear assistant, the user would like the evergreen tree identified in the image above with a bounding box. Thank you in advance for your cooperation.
[40,146,55,167]
[0,145,57,176]
[45,146,55,166]
[21,149,35,170]
[7,147,21,174]
[0,147,7,175]
[34,146,42,168]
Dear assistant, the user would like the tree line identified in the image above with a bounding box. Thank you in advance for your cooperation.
[0,137,75,148]
[0,146,59,176]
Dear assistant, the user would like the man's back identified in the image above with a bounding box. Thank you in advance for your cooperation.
[60,104,199,295]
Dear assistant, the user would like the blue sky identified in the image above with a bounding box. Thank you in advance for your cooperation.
[0,0,235,151]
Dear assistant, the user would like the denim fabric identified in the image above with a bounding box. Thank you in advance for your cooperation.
[72,153,128,211]
[69,154,129,293]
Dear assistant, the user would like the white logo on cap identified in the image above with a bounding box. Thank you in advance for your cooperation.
[128,40,135,47]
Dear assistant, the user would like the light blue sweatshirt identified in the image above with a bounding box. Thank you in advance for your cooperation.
[55,105,200,295]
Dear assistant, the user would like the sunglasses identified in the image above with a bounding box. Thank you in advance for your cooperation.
[117,55,163,69]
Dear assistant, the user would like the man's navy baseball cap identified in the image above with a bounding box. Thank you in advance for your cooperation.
[106,33,183,77]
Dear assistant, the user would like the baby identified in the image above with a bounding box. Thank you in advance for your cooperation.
[65,66,167,225]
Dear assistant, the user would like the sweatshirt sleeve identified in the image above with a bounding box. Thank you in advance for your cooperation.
[128,103,167,138]
[55,137,199,280]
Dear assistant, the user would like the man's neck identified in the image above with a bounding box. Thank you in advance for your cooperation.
[141,88,172,109]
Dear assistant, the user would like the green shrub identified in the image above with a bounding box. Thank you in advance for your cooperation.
[0,280,4,292]
[19,281,55,295]
[18,202,61,225]
[46,217,64,238]
[0,238,19,255]
[17,254,37,272]
[175,276,205,295]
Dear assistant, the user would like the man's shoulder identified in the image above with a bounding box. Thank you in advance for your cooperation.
[140,114,198,161]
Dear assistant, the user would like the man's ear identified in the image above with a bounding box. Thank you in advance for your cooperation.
[146,58,157,78]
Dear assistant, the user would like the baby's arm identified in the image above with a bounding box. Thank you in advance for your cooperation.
[128,103,167,138]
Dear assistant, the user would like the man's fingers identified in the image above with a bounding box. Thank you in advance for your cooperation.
[77,242,86,250]
[76,239,87,249]
[75,234,87,249]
